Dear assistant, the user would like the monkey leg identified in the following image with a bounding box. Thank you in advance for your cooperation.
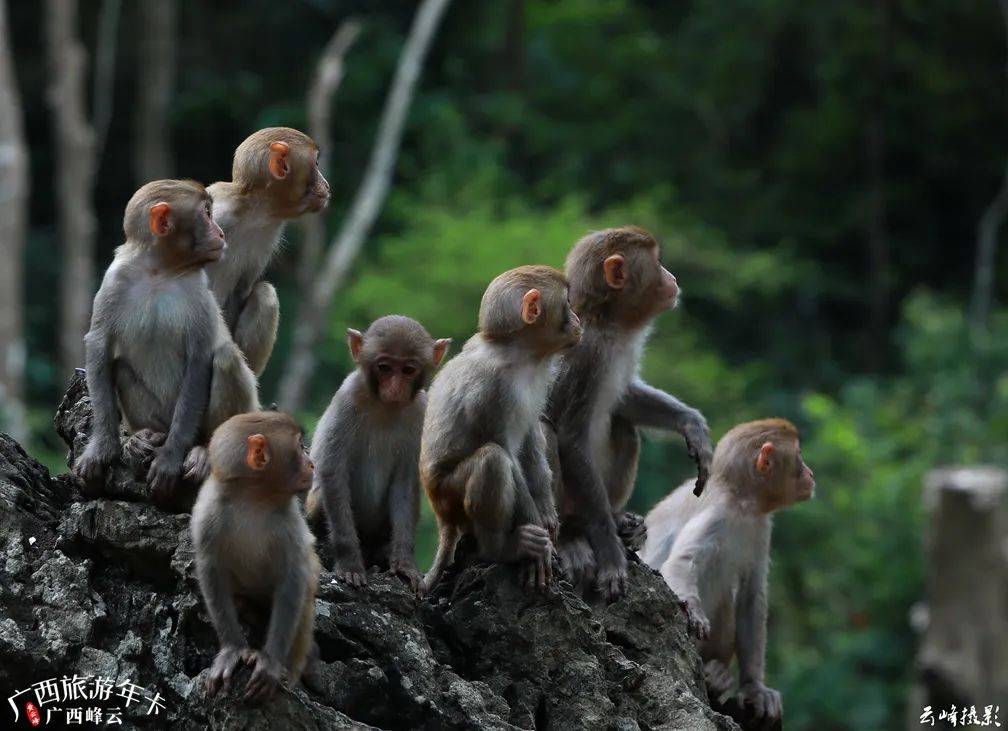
[232,281,279,376]
[606,415,640,512]
[700,598,736,667]
[459,445,551,592]
[556,534,597,592]
[424,523,460,592]
[203,340,261,438]
[113,359,171,435]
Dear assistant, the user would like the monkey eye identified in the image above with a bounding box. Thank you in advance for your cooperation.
[377,362,392,374]
[402,365,417,376]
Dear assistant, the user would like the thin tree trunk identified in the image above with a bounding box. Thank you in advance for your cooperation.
[864,0,891,368]
[0,0,29,441]
[46,0,97,381]
[970,0,1008,328]
[92,0,122,166]
[133,0,176,183]
[278,0,452,412]
[296,20,362,297]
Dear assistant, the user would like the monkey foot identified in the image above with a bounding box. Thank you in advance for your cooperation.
[122,429,166,473]
[183,446,210,482]
[333,565,368,588]
[615,511,647,552]
[388,558,423,595]
[703,660,734,703]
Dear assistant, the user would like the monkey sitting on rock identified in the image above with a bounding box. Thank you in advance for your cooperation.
[421,265,582,592]
[305,316,450,592]
[74,179,260,502]
[191,411,321,702]
[640,418,816,725]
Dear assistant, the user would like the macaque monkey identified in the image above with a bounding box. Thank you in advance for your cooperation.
[191,411,321,701]
[421,266,582,592]
[73,180,260,499]
[546,226,714,600]
[304,316,450,592]
[640,418,816,723]
[205,127,331,375]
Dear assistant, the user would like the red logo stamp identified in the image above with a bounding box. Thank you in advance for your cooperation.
[25,702,40,727]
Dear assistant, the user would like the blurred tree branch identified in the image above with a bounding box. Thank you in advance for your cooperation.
[295,19,362,298]
[970,0,1008,329]
[0,0,28,441]
[278,0,452,411]
[133,0,176,183]
[45,0,97,383]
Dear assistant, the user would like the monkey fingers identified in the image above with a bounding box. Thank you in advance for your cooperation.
[334,566,368,588]
[183,446,211,482]
[243,651,286,703]
[513,524,551,560]
[206,645,249,697]
[595,565,628,601]
[388,558,423,595]
[703,660,734,703]
[739,682,782,721]
[616,512,648,552]
[122,429,166,469]
[680,597,711,640]
[73,437,121,482]
[147,448,184,502]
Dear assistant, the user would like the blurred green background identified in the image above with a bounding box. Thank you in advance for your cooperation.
[6,1,1008,729]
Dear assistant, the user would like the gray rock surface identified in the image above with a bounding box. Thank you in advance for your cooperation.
[0,372,738,730]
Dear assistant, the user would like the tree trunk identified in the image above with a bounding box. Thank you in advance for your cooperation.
[92,0,122,166]
[0,0,29,441]
[295,20,362,298]
[969,0,1008,329]
[133,0,176,183]
[909,467,1008,728]
[45,0,97,382]
[864,0,891,368]
[278,0,452,412]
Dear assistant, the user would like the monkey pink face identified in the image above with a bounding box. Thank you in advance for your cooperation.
[150,193,226,269]
[791,448,816,502]
[293,433,314,493]
[268,143,331,218]
[374,357,423,404]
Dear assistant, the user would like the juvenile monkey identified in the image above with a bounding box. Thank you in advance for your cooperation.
[640,418,816,724]
[206,127,331,375]
[421,266,582,592]
[304,316,450,591]
[191,411,321,701]
[73,180,260,499]
[546,226,713,600]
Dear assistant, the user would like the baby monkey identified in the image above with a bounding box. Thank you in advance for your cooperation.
[639,418,816,724]
[305,316,450,592]
[191,411,320,702]
[421,266,582,591]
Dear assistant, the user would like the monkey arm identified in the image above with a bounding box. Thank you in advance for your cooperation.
[197,558,246,649]
[263,552,312,665]
[617,379,713,492]
[387,464,419,566]
[735,548,770,686]
[555,423,623,568]
[82,328,119,447]
[520,426,559,537]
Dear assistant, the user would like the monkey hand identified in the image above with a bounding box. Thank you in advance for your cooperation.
[594,561,628,601]
[183,445,211,483]
[205,645,254,697]
[680,596,710,640]
[74,435,121,483]
[121,429,166,472]
[513,524,552,561]
[538,504,560,542]
[738,680,782,722]
[243,650,287,703]
[388,556,423,595]
[682,417,713,495]
[147,446,185,501]
[703,660,734,703]
[333,557,368,588]
[520,554,553,592]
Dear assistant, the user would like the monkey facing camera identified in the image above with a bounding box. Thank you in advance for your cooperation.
[191,411,321,703]
[305,315,450,593]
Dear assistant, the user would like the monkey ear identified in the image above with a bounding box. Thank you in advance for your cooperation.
[433,338,452,366]
[756,442,775,473]
[603,254,626,289]
[521,289,542,325]
[268,141,291,180]
[347,329,364,362]
[246,434,270,470]
[149,202,173,237]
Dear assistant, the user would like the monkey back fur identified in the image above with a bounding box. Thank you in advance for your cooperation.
[0,372,744,730]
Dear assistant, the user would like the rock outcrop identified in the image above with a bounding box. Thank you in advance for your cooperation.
[0,373,739,730]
